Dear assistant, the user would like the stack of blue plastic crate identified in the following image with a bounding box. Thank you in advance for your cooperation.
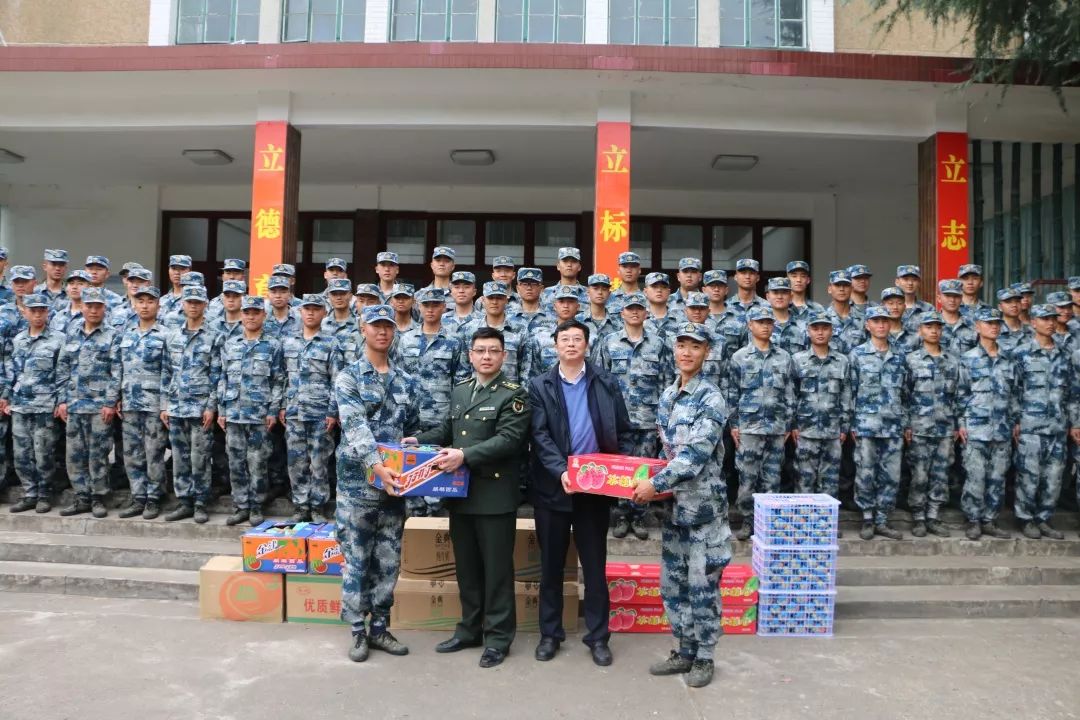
[751,493,840,636]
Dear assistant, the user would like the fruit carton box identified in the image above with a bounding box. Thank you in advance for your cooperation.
[606,562,662,606]
[609,603,758,634]
[241,521,319,574]
[721,604,758,634]
[720,564,759,606]
[567,454,670,501]
[368,443,470,498]
[306,523,344,576]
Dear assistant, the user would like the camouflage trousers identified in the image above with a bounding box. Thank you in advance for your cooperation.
[336,492,407,635]
[0,413,10,489]
[906,435,954,521]
[660,518,732,661]
[854,436,902,526]
[226,423,270,511]
[614,430,660,522]
[121,411,167,503]
[285,419,334,509]
[735,433,785,519]
[794,436,842,497]
[960,440,1010,523]
[1014,433,1065,524]
[66,413,114,501]
[12,412,58,500]
[169,417,212,505]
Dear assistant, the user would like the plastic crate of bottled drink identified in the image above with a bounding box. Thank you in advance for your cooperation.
[752,493,840,547]
[756,589,836,637]
[751,538,838,592]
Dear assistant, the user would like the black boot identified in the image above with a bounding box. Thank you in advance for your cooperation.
[165,502,195,522]
[249,507,265,526]
[9,497,36,513]
[226,508,250,526]
[118,501,145,519]
[193,504,209,524]
[143,501,161,520]
[59,499,92,517]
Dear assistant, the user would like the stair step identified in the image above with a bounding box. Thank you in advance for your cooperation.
[0,513,253,542]
[0,561,197,601]
[0,531,236,571]
[836,584,1080,619]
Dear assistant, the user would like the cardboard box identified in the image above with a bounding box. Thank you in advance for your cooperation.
[720,564,759,606]
[307,523,344,576]
[285,574,346,625]
[721,603,758,635]
[567,453,671,500]
[369,443,470,498]
[390,578,579,633]
[241,521,319,573]
[609,603,669,633]
[400,517,577,582]
[199,556,284,623]
[606,562,662,606]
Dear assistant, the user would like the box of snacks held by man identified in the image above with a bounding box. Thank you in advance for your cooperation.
[368,443,471,498]
[567,454,670,500]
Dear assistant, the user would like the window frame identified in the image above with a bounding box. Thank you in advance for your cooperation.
[390,0,479,41]
[608,0,697,46]
[175,0,260,44]
[495,0,586,43]
[719,0,807,49]
[281,0,368,43]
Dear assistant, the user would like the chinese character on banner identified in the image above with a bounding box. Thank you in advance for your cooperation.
[601,144,630,174]
[255,207,282,240]
[259,143,285,172]
[940,154,967,184]
[599,209,629,244]
[940,219,967,251]
[593,122,631,281]
[249,121,299,297]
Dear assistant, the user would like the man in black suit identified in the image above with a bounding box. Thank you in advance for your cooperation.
[528,318,633,666]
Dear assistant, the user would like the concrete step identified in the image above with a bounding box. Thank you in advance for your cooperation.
[835,585,1080,619]
[0,531,236,571]
[0,560,197,601]
[0,512,253,542]
[836,556,1080,587]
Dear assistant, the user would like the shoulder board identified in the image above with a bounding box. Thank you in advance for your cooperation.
[456,378,473,386]
[501,381,520,390]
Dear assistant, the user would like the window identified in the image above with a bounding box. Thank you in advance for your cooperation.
[312,219,355,264]
[486,221,526,265]
[176,0,259,44]
[660,224,703,267]
[761,225,805,270]
[169,218,210,261]
[609,0,696,46]
[534,220,577,266]
[283,0,367,42]
[386,219,428,265]
[720,0,805,48]
[392,0,477,41]
[216,219,251,262]
[711,225,752,270]
[437,220,477,264]
[496,0,585,43]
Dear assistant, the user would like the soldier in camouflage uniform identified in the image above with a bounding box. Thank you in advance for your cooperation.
[443,271,480,335]
[850,306,908,540]
[320,278,356,338]
[903,312,960,537]
[996,286,1032,353]
[729,259,769,321]
[824,270,866,355]
[1071,345,1080,533]
[206,259,247,321]
[36,249,69,308]
[791,312,852,506]
[786,261,826,326]
[1012,305,1073,540]
[644,273,680,340]
[594,292,675,541]
[682,293,726,391]
[335,304,421,662]
[55,287,121,518]
[702,271,746,360]
[4,294,64,513]
[508,267,552,333]
[116,286,169,520]
[210,279,245,340]
[265,276,302,339]
[881,287,920,354]
[282,294,339,524]
[938,279,978,355]
[111,266,152,332]
[83,255,125,311]
[457,283,532,384]
[158,255,191,330]
[539,247,588,310]
[417,246,456,312]
[728,305,795,540]
[50,270,92,337]
[1047,292,1076,352]
[765,277,808,356]
[667,257,703,315]
[578,274,621,354]
[957,264,991,320]
[896,265,934,333]
[161,286,222,523]
[957,309,1017,540]
[848,264,873,315]
[635,321,731,690]
[528,284,581,380]
[219,296,285,527]
[607,251,644,315]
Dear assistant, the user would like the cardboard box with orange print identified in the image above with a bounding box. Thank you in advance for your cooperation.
[306,523,344,576]
[368,443,470,498]
[199,556,283,623]
[241,521,319,574]
[567,454,670,500]
[390,578,578,633]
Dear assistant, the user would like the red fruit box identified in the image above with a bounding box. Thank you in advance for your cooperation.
[721,604,758,634]
[606,562,662,606]
[567,454,670,500]
[609,604,669,633]
[720,564,759,606]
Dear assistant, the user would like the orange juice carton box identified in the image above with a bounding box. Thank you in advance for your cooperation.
[567,454,670,500]
[720,564,759,606]
[241,521,318,574]
[307,523,344,576]
[368,443,470,498]
[721,603,758,635]
[608,603,670,633]
[605,562,662,606]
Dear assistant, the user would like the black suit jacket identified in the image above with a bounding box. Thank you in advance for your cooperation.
[527,362,633,513]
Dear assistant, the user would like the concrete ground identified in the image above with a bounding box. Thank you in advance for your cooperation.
[2,593,1078,720]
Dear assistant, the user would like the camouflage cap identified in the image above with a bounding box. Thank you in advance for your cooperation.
[9,265,35,281]
[618,251,641,265]
[896,264,921,278]
[181,286,208,303]
[324,257,347,270]
[169,254,192,268]
[66,269,92,283]
[353,283,383,299]
[326,278,352,294]
[22,293,51,309]
[621,292,646,308]
[938,279,963,296]
[958,264,982,277]
[127,267,152,282]
[134,286,161,299]
[180,271,205,287]
[0,248,8,260]
[645,272,670,287]
[587,273,612,287]
[678,257,702,271]
[552,285,581,301]
[829,270,852,285]
[222,258,246,271]
[415,287,445,304]
[82,287,107,304]
[300,293,327,308]
[735,258,760,272]
[221,280,246,294]
[432,246,456,260]
[85,255,110,269]
[865,305,891,320]
[376,251,399,264]
[975,308,1002,323]
[767,277,792,292]
[361,304,396,325]
[847,264,872,278]
[272,263,295,277]
[389,283,414,298]
[119,261,143,276]
[516,267,543,283]
[786,260,810,274]
[685,292,709,308]
[996,287,1022,301]
[880,287,905,301]
[1046,291,1072,307]
[746,305,774,322]
[806,310,834,326]
[451,271,476,285]
[1069,276,1080,291]
[241,295,266,311]
[703,270,728,286]
[268,276,291,290]
[674,321,712,343]
[920,310,945,325]
[44,249,69,264]
[557,247,581,261]
[1030,304,1058,319]
[483,281,510,298]
[491,255,515,268]
[1015,282,1035,295]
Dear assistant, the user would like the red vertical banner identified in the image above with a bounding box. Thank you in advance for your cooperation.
[594,122,631,287]
[249,121,300,296]
[935,131,970,284]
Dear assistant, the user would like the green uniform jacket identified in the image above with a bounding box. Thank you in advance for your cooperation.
[417,371,530,515]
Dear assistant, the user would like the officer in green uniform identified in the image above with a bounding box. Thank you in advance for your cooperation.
[408,326,531,668]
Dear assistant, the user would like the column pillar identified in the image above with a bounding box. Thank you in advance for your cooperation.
[917,131,970,302]
[248,121,301,296]
[593,94,632,285]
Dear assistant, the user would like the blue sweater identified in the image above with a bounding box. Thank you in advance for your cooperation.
[560,375,599,455]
